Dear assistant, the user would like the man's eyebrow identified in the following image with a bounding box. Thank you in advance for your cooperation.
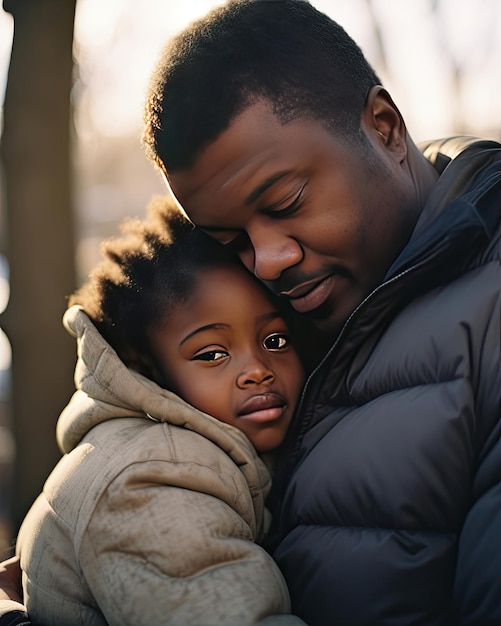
[195,171,292,232]
[180,323,228,346]
[246,171,290,205]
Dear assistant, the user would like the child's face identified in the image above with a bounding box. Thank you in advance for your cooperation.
[150,264,305,452]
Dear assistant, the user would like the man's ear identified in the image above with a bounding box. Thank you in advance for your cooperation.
[362,85,407,163]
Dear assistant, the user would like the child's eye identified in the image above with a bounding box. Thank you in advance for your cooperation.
[263,332,290,351]
[192,350,228,362]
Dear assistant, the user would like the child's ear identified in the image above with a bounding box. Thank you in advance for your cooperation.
[121,346,166,386]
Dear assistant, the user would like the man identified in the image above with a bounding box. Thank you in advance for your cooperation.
[142,1,501,624]
[1,0,500,624]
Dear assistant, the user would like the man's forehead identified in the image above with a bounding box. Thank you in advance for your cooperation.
[166,100,295,184]
[164,100,339,224]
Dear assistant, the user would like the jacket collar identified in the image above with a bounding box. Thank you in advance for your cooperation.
[386,137,501,283]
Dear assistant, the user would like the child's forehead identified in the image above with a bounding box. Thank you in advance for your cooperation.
[188,263,279,311]
[158,262,287,349]
[192,262,263,292]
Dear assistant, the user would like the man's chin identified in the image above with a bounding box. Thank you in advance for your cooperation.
[303,297,350,337]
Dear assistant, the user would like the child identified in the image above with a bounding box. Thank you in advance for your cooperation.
[14,197,306,625]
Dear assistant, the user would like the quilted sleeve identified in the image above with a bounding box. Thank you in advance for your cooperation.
[454,435,501,623]
[80,455,305,626]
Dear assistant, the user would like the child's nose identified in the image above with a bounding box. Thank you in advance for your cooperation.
[236,359,275,388]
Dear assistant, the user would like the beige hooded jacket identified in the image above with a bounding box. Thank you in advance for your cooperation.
[16,307,304,626]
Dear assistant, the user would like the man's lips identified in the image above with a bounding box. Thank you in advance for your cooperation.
[237,392,287,423]
[280,274,331,299]
[280,274,338,313]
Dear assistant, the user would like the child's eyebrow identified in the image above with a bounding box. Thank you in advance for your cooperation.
[179,312,283,346]
[257,311,283,323]
[180,323,228,346]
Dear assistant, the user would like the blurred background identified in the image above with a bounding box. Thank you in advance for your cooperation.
[0,0,500,554]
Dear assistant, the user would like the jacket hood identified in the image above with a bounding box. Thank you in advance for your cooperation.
[414,136,501,236]
[57,306,260,465]
[386,136,501,280]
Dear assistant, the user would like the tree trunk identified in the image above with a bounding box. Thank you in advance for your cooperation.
[0,0,77,534]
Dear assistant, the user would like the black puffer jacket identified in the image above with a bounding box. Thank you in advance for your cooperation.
[270,137,501,626]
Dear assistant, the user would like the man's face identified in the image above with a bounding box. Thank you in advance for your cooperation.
[168,99,419,335]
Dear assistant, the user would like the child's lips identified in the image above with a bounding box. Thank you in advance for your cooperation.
[237,393,287,423]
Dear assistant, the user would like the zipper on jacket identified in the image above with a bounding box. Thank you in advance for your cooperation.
[281,244,455,490]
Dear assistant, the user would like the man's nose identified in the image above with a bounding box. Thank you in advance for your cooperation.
[236,357,275,389]
[244,228,302,281]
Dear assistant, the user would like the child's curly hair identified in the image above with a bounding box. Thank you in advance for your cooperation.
[69,195,243,382]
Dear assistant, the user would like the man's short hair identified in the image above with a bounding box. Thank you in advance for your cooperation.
[143,0,381,174]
